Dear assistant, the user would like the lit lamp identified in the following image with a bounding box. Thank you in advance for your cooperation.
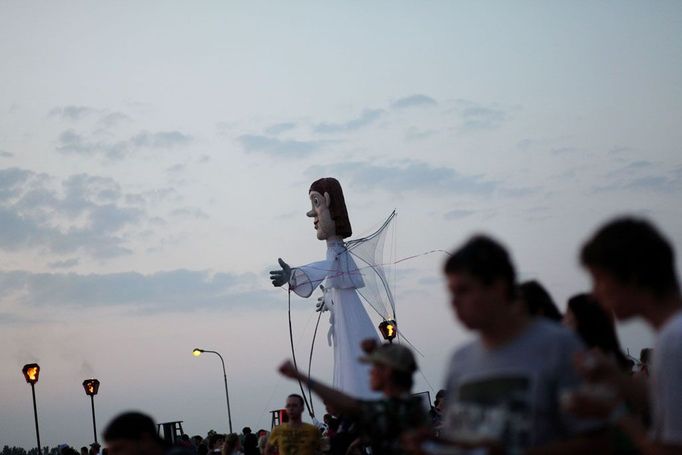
[379,320,397,343]
[21,363,42,453]
[83,379,101,445]
[192,348,233,433]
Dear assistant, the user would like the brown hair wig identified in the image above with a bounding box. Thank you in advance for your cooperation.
[309,177,352,238]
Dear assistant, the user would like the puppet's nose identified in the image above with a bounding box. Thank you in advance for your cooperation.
[306,209,315,217]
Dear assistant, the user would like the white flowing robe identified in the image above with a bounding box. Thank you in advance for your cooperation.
[289,238,380,399]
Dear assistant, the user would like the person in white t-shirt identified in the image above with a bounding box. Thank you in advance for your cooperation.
[571,217,682,455]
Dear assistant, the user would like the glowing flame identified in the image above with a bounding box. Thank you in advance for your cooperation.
[26,367,38,381]
[386,324,394,338]
[87,383,95,394]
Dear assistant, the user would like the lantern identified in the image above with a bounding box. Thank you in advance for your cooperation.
[83,379,100,396]
[379,320,397,342]
[22,363,40,385]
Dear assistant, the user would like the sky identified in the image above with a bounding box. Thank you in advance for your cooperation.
[1,0,681,449]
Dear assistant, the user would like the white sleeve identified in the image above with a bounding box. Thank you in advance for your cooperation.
[657,325,682,444]
[289,259,333,298]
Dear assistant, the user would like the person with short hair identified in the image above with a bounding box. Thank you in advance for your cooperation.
[241,427,259,455]
[221,434,240,455]
[278,339,427,455]
[264,394,321,455]
[570,217,682,454]
[563,293,630,372]
[103,411,191,455]
[518,280,563,322]
[89,442,101,455]
[434,235,607,453]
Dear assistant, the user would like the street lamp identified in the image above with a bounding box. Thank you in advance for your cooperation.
[21,363,42,453]
[379,319,397,343]
[192,348,233,433]
[82,379,100,445]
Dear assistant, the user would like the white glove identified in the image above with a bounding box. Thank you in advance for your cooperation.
[315,285,331,312]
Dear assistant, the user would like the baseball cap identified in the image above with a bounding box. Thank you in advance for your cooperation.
[359,343,417,373]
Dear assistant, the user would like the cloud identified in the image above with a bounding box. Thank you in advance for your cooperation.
[443,209,476,220]
[49,105,101,120]
[57,129,193,160]
[0,167,147,258]
[594,162,682,193]
[47,258,79,269]
[391,94,437,109]
[0,269,275,312]
[170,207,209,219]
[130,130,193,148]
[238,134,323,157]
[306,160,498,195]
[265,122,297,135]
[49,106,132,129]
[313,109,384,134]
[453,100,508,130]
[405,127,437,142]
[97,112,131,128]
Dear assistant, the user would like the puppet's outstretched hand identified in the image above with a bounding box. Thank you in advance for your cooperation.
[315,285,330,312]
[269,258,292,287]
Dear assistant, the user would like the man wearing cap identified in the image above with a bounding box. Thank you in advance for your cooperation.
[279,339,428,455]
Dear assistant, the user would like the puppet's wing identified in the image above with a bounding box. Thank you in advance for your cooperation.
[346,211,397,322]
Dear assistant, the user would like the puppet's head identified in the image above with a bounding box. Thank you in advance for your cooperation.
[307,177,352,240]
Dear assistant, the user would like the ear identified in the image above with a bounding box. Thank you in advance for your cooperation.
[323,192,331,208]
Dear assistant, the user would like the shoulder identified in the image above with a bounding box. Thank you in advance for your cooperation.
[660,312,682,342]
[529,319,584,350]
[450,339,479,364]
[656,312,682,359]
[303,423,320,433]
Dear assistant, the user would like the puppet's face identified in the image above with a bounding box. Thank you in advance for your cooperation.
[307,190,336,240]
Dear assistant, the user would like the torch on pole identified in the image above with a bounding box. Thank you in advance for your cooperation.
[83,379,100,445]
[22,363,42,454]
[30,382,41,452]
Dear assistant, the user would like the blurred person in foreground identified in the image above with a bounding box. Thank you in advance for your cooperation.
[264,394,322,455]
[103,411,191,455]
[569,217,682,454]
[278,340,427,455]
[518,280,563,323]
[563,293,631,372]
[220,434,240,455]
[414,235,607,454]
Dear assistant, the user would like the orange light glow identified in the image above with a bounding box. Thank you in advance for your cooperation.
[26,367,38,381]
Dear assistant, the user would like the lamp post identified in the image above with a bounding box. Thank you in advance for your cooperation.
[192,348,233,433]
[82,379,100,445]
[379,319,397,343]
[21,363,42,454]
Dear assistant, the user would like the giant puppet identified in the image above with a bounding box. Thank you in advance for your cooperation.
[270,177,381,398]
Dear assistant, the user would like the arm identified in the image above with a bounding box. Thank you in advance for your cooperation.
[278,360,362,416]
[616,413,682,455]
[263,427,279,455]
[269,257,333,298]
[574,350,649,414]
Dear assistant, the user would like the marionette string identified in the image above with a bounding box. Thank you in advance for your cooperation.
[287,248,452,280]
[288,289,315,418]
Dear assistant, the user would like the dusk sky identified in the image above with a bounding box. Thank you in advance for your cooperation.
[1,1,681,449]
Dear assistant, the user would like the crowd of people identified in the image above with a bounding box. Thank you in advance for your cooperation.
[12,216,682,454]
